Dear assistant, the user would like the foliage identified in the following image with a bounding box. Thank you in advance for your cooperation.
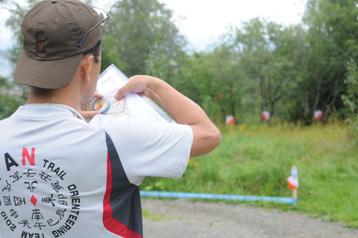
[2,0,40,64]
[0,77,24,119]
[352,117,358,145]
[342,60,358,116]
[229,20,305,118]
[342,60,358,143]
[176,48,243,121]
[0,94,23,119]
[292,0,358,122]
[101,0,186,80]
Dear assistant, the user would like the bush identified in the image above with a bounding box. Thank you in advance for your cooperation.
[351,117,358,145]
[0,94,23,119]
[202,95,223,124]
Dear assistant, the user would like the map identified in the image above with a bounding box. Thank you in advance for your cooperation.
[95,64,174,123]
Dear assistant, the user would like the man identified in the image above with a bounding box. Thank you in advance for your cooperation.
[0,0,221,237]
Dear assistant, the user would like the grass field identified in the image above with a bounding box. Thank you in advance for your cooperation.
[142,123,358,228]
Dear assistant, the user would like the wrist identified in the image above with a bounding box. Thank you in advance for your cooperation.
[147,76,163,93]
[146,76,170,103]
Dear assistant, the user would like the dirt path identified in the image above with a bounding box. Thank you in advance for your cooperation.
[142,199,358,238]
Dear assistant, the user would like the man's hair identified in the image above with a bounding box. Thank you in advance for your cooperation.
[83,41,101,63]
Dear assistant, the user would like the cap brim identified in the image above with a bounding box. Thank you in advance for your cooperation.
[14,51,83,89]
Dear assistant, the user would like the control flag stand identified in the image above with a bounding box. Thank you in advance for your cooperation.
[287,166,299,205]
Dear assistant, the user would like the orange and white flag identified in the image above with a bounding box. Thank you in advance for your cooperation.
[287,166,299,190]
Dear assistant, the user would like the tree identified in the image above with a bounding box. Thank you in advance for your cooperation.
[342,60,358,117]
[176,49,242,122]
[261,23,306,117]
[102,0,186,80]
[296,0,358,121]
[342,60,358,143]
[0,76,24,119]
[2,0,40,64]
[226,19,304,118]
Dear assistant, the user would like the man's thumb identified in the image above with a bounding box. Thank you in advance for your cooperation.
[115,85,129,100]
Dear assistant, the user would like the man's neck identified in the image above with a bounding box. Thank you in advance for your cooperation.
[27,87,81,112]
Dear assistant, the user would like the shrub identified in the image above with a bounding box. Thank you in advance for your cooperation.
[0,93,23,119]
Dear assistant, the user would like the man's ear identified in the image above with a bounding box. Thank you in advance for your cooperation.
[79,54,94,83]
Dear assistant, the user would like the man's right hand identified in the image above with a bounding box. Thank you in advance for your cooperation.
[115,75,155,99]
[115,75,221,157]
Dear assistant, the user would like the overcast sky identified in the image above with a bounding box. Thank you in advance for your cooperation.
[0,0,307,76]
[159,0,307,51]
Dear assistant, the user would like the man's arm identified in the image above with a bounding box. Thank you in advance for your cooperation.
[115,75,221,157]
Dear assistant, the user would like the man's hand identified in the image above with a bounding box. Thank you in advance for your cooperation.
[115,75,156,100]
[80,91,103,120]
[114,75,221,157]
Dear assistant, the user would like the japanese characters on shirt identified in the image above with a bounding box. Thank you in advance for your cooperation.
[0,147,80,238]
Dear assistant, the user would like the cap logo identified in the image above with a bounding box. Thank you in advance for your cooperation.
[35,31,47,54]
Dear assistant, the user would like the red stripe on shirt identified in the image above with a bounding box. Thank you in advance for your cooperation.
[103,153,142,238]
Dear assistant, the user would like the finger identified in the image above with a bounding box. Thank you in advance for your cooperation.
[81,110,99,120]
[115,84,130,100]
[138,91,150,97]
[94,91,103,99]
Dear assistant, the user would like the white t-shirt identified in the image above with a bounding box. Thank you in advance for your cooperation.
[0,104,192,238]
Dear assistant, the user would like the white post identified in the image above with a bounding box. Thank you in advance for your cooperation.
[288,166,299,204]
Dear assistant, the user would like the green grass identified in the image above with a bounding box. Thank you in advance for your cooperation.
[141,123,358,228]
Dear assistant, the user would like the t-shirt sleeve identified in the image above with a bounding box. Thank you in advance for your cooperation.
[89,115,193,185]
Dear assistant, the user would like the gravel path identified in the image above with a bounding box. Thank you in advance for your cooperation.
[142,199,358,238]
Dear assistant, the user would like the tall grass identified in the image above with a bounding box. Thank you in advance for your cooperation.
[142,123,358,228]
[351,117,358,145]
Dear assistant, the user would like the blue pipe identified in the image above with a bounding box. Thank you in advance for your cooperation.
[140,191,297,205]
